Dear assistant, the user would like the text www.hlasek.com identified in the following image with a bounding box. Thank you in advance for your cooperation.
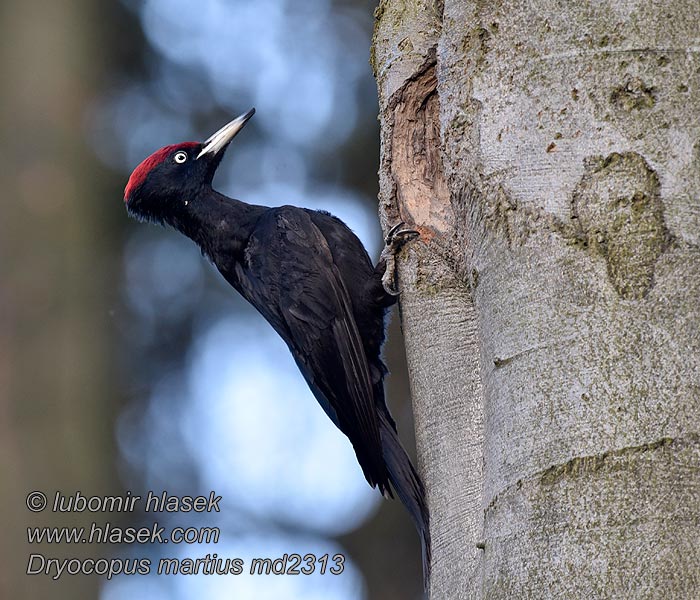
[28,522,219,545]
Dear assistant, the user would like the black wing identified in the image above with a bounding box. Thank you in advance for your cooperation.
[232,206,389,491]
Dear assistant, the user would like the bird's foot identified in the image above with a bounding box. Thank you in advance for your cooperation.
[380,222,420,296]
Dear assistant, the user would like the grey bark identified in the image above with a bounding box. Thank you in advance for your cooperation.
[372,1,700,598]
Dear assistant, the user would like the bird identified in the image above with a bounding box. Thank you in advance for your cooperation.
[123,109,430,581]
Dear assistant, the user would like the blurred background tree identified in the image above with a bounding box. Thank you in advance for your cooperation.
[1,0,422,598]
[1,0,119,598]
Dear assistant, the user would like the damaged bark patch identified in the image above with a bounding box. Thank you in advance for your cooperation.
[571,152,671,299]
[388,61,451,241]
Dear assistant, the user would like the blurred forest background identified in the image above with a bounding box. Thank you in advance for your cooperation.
[0,0,423,598]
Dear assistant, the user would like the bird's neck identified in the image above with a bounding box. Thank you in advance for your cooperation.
[165,189,265,261]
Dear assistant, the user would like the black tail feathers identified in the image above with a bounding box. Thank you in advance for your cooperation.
[378,410,431,589]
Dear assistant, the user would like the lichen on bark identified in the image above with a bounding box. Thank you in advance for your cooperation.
[571,152,671,299]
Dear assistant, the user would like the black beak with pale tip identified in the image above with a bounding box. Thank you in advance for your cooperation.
[195,108,256,181]
[198,108,255,160]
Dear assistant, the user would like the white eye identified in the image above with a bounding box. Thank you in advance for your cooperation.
[174,151,188,164]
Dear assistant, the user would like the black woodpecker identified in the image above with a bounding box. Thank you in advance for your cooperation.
[124,109,430,581]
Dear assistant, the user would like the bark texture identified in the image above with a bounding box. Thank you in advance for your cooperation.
[373,0,700,597]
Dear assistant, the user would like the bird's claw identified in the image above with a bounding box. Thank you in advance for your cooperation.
[381,222,420,296]
[385,221,420,250]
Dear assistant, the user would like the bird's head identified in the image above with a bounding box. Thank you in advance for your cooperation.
[124,108,255,222]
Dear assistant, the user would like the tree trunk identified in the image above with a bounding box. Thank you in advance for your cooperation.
[372,1,700,597]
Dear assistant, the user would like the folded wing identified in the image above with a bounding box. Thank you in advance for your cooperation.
[236,207,390,492]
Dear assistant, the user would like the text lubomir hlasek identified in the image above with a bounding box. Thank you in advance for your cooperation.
[51,491,221,513]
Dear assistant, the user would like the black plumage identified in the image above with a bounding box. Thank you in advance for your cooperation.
[124,110,430,581]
